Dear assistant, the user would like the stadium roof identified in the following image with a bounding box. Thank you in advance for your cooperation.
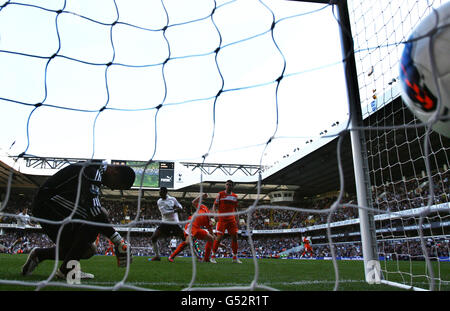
[0,139,353,203]
[262,132,356,198]
[1,96,448,203]
[260,95,449,199]
[0,160,38,191]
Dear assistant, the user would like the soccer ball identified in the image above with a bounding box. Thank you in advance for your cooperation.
[399,2,450,138]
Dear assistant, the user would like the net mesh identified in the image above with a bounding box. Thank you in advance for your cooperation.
[349,0,450,290]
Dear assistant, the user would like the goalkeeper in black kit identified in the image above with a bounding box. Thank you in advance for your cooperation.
[22,161,136,280]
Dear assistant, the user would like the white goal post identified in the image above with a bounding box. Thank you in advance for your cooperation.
[332,0,381,286]
[292,0,449,291]
[336,0,449,291]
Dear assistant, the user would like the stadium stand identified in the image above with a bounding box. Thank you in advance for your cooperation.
[1,166,448,260]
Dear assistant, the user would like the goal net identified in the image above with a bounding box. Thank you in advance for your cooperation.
[347,0,450,290]
[0,0,448,292]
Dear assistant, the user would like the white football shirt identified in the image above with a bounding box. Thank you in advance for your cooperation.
[157,195,182,222]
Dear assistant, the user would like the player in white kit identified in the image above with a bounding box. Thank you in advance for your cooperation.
[9,208,32,253]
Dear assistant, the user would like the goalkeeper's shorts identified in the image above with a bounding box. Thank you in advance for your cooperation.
[32,200,97,255]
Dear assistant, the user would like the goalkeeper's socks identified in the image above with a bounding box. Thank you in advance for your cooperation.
[34,247,56,261]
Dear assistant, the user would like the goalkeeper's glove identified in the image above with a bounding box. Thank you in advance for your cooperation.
[114,239,132,268]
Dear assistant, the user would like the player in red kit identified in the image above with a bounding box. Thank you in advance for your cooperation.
[168,193,215,262]
[301,236,314,258]
[210,180,241,264]
[105,239,115,256]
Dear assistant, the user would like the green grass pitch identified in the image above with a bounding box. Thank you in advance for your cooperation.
[0,254,448,291]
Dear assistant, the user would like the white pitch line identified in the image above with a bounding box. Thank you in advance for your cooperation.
[58,279,366,287]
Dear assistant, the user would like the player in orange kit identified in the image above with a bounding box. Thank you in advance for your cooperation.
[105,239,115,256]
[168,193,215,262]
[210,180,241,264]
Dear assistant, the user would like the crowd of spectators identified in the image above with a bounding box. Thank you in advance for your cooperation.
[372,172,449,213]
[378,238,450,260]
[97,167,448,231]
[0,194,33,224]
[2,229,448,262]
[0,171,447,230]
[247,170,449,230]
[0,170,448,260]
